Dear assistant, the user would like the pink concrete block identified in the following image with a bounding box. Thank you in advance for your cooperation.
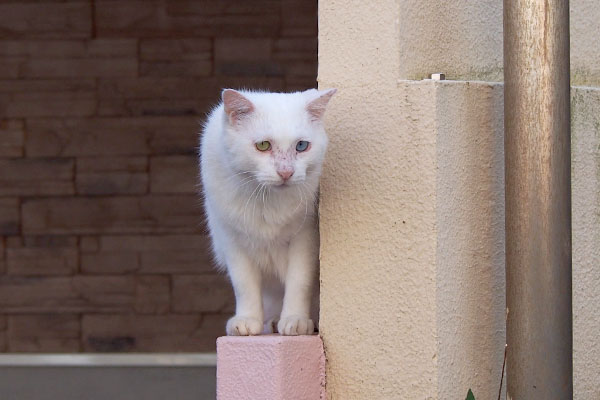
[217,335,326,400]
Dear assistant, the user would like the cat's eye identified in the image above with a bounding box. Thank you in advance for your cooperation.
[296,140,310,152]
[256,141,271,151]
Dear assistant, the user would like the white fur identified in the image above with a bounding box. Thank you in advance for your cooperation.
[199,88,335,336]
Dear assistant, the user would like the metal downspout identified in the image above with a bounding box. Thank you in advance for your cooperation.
[504,0,573,398]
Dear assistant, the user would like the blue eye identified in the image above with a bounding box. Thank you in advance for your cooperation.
[296,140,310,152]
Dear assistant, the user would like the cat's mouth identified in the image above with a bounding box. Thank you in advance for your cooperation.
[272,180,295,188]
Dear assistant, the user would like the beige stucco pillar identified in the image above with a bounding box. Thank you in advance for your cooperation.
[319,3,436,399]
[571,87,600,400]
[318,1,505,398]
[318,0,600,399]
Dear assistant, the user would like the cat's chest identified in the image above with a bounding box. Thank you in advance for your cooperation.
[233,205,302,243]
[224,190,306,237]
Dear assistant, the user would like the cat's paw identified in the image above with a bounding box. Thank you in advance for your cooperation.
[226,316,263,336]
[277,316,315,336]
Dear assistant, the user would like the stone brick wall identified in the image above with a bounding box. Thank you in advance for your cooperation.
[0,0,317,352]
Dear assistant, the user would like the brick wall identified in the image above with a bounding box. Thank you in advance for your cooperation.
[0,0,317,352]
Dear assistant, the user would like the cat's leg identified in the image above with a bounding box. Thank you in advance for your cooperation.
[225,249,264,336]
[278,220,318,335]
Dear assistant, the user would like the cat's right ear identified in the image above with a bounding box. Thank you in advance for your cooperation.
[222,89,254,126]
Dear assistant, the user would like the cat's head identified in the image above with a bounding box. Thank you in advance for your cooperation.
[220,88,336,188]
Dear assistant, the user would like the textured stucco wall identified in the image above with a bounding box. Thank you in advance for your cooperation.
[571,1,600,86]
[398,0,503,81]
[394,0,600,86]
[572,87,600,400]
[435,82,506,399]
[319,4,431,397]
[319,2,504,398]
[319,6,438,397]
[319,0,599,399]
[318,0,401,89]
[318,78,440,399]
[317,77,508,398]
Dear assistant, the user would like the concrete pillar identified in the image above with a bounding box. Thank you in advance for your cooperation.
[318,2,505,398]
[318,0,600,399]
[571,87,600,400]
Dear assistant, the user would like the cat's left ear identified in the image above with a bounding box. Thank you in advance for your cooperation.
[306,88,337,122]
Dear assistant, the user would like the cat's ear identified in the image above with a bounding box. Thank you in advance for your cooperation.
[222,89,254,125]
[306,88,337,122]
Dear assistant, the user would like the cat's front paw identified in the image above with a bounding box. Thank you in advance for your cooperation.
[226,316,263,336]
[277,316,315,336]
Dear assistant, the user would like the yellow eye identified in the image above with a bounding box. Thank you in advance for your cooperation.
[256,141,271,151]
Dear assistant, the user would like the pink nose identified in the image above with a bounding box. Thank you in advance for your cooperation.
[277,170,294,181]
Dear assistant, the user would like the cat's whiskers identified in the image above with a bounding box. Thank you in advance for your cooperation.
[242,181,263,229]
[291,185,304,216]
[224,169,257,180]
[292,183,310,237]
[224,171,260,189]
[236,176,258,191]
[261,182,267,211]
[251,182,264,223]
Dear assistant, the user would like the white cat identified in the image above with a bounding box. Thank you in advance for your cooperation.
[199,88,336,336]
